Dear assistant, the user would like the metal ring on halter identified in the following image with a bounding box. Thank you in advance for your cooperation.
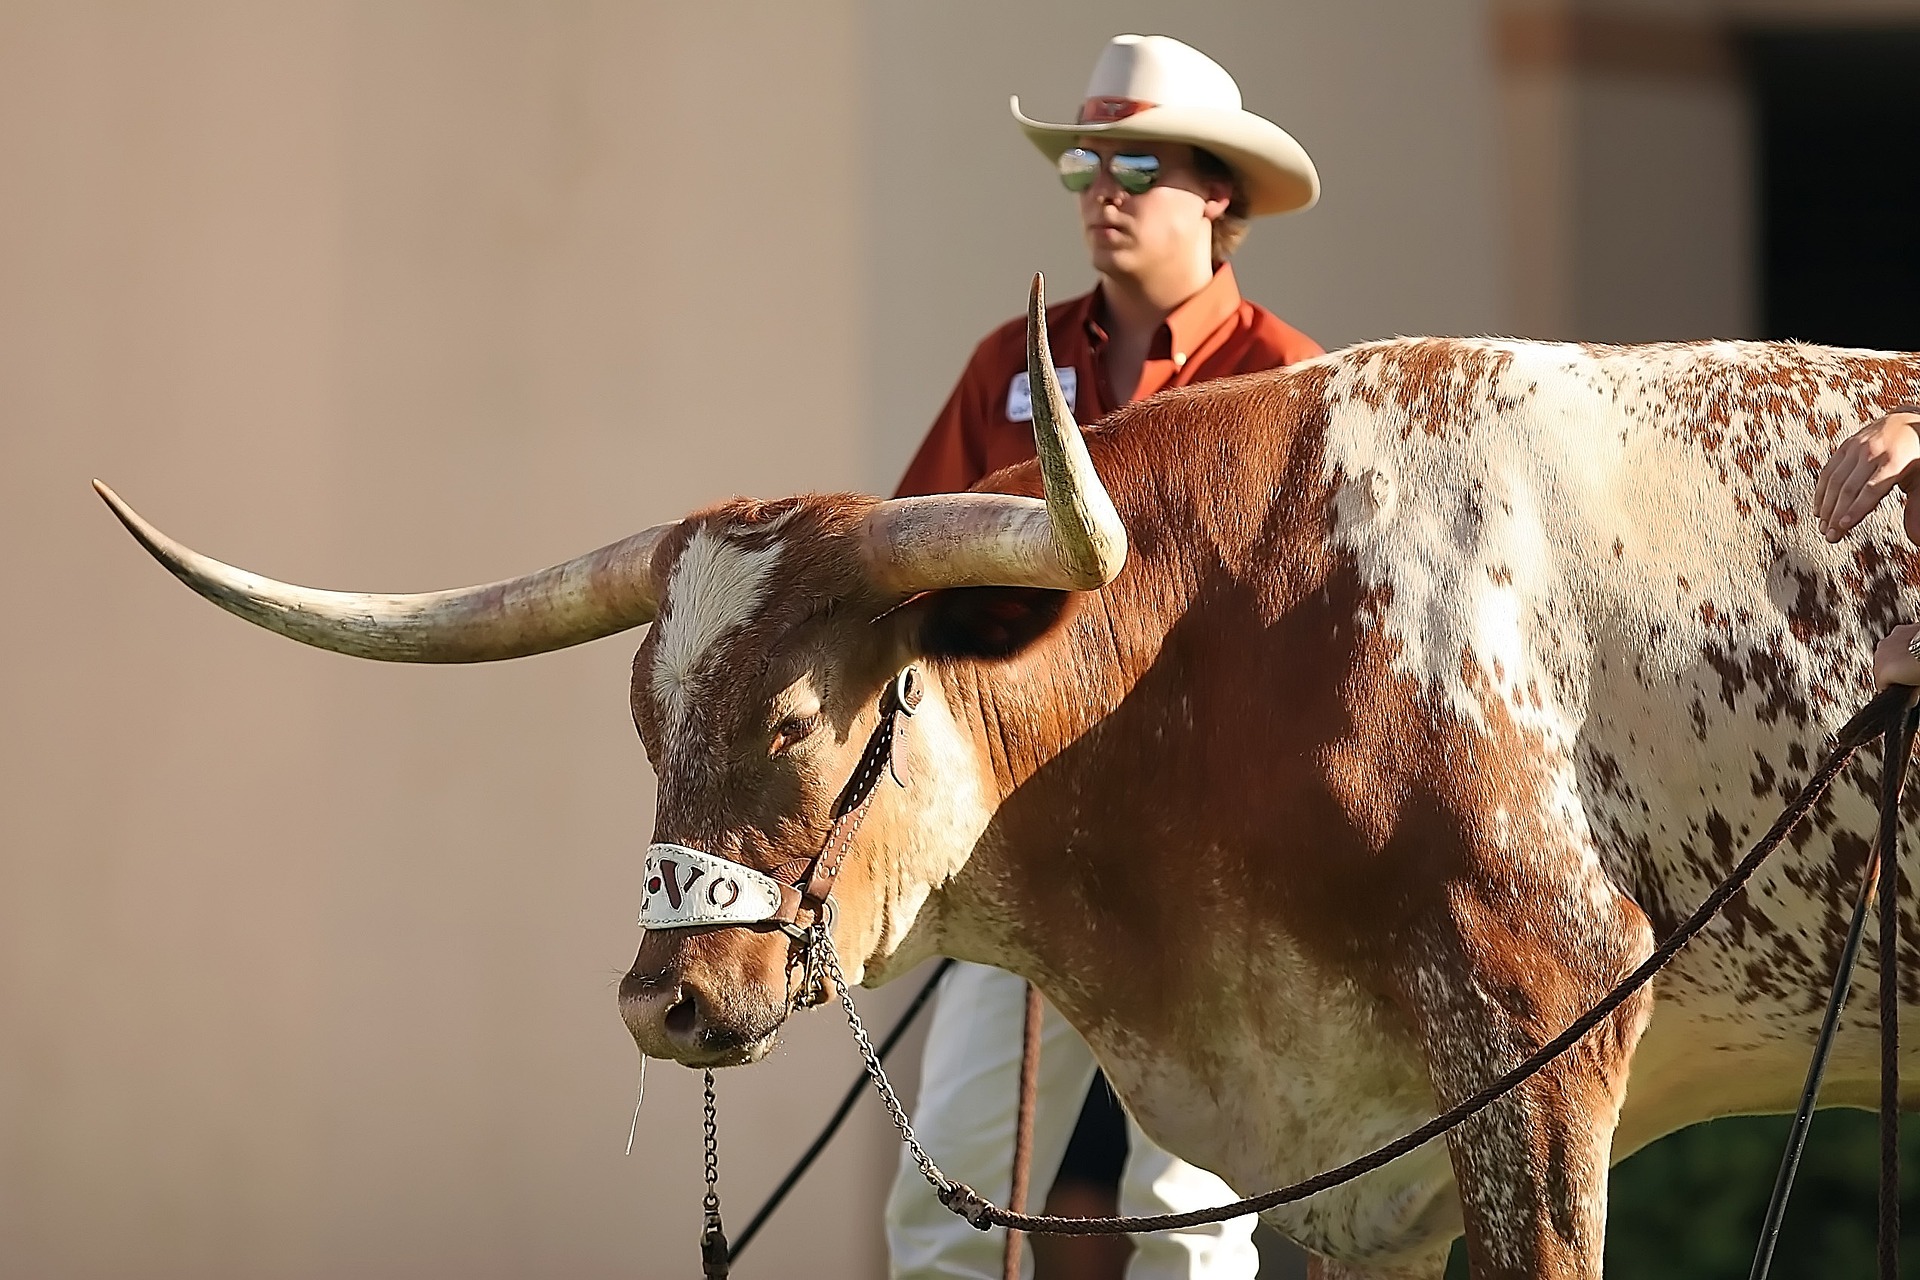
[891,666,922,716]
[776,898,835,941]
[784,902,837,1010]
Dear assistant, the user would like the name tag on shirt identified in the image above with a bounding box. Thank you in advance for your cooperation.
[1006,367,1078,424]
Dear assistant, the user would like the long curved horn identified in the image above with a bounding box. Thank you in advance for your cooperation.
[864,274,1128,593]
[95,480,673,662]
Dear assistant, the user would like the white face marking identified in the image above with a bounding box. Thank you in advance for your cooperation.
[651,527,784,747]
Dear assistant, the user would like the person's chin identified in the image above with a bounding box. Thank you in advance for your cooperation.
[1087,241,1132,276]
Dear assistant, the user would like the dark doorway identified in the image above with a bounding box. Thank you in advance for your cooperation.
[1747,28,1920,351]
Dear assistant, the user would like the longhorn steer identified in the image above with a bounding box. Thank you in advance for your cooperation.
[102,282,1920,1279]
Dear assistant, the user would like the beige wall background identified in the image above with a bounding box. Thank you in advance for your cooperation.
[10,1,1895,1277]
[3,6,884,1279]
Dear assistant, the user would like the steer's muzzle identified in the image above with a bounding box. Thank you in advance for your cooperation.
[620,930,794,1067]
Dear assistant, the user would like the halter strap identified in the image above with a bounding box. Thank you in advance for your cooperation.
[636,667,923,938]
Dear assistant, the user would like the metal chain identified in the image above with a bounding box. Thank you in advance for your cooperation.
[685,678,910,1277]
[702,1070,721,1218]
[816,923,953,1198]
[700,1069,729,1277]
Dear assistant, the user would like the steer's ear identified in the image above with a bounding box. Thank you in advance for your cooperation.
[906,586,1079,662]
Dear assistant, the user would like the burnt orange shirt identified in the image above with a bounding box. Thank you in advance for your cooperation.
[895,263,1323,497]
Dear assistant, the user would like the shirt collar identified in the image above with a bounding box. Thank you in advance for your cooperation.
[1083,263,1245,366]
[1165,263,1243,366]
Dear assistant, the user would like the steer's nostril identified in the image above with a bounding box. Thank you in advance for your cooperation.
[664,994,699,1039]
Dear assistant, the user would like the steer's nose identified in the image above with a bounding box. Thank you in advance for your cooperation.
[620,969,744,1063]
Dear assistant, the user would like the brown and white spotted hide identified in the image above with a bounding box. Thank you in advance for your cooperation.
[621,338,1920,1280]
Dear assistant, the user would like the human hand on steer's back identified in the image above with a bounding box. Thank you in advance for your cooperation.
[1815,409,1920,689]
[1814,409,1920,541]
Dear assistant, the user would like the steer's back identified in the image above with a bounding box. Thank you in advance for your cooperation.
[1301,337,1920,1143]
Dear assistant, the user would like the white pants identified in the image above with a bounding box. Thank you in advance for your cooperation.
[885,961,1260,1280]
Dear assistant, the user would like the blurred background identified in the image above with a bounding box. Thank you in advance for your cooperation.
[3,1,1919,1277]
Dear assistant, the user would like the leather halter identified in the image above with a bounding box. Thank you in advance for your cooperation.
[637,667,924,1007]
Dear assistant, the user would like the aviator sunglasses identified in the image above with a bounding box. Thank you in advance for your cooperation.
[1057,147,1162,196]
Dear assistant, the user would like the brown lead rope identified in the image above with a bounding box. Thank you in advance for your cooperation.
[1877,696,1915,1280]
[821,686,1917,1239]
[1747,689,1916,1280]
[1002,982,1045,1280]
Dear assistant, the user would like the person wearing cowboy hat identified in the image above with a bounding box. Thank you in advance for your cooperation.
[889,34,1322,1280]
[895,33,1322,498]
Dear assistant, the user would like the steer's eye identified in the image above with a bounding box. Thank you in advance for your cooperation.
[770,713,821,757]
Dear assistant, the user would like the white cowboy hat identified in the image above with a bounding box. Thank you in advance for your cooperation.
[1011,34,1319,217]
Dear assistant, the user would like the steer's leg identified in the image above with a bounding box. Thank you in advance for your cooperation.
[1405,878,1654,1280]
[1307,1250,1451,1279]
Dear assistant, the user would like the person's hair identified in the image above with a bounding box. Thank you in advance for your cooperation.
[1192,147,1250,261]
